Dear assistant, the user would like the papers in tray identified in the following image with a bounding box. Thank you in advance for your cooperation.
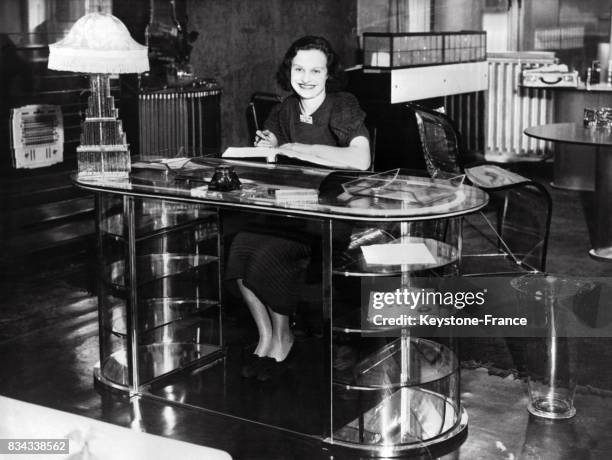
[272,187,319,203]
[190,183,319,203]
[361,243,437,265]
[342,169,462,206]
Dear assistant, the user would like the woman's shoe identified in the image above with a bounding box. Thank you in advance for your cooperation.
[241,354,262,378]
[254,357,277,382]
[256,346,297,382]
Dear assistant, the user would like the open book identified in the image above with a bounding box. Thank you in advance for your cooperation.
[221,146,353,169]
[222,147,282,163]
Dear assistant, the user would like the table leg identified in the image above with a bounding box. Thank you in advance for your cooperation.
[551,144,595,192]
[590,147,612,260]
[124,195,140,393]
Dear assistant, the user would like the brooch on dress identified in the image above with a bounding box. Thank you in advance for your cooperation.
[299,113,313,124]
[298,101,313,124]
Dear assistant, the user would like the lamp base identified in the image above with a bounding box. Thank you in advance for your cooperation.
[77,146,130,177]
[77,74,132,177]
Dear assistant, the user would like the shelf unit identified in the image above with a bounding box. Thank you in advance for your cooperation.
[95,193,222,389]
[328,218,467,453]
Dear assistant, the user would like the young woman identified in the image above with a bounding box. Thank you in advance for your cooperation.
[225,35,370,382]
[254,36,370,170]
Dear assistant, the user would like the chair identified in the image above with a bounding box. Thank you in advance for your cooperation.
[409,102,552,275]
[246,92,282,143]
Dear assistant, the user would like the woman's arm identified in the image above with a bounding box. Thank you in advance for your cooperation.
[279,135,371,171]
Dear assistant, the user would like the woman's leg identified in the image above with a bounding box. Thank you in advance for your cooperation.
[267,309,294,362]
[237,279,272,356]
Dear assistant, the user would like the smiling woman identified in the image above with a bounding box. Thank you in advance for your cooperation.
[253,35,371,171]
[225,36,371,383]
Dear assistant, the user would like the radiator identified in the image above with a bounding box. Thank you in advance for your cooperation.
[138,83,221,159]
[484,53,556,162]
[443,53,556,162]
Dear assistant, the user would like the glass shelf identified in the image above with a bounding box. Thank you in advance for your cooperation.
[332,337,463,450]
[333,237,459,277]
[99,343,222,387]
[104,253,218,287]
[100,206,217,241]
[333,338,458,391]
[332,387,465,449]
[103,298,219,336]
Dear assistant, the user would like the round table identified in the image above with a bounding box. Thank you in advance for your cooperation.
[525,122,612,260]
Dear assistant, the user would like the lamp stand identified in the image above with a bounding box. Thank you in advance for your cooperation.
[77,74,131,176]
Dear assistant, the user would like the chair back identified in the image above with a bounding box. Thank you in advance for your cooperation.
[409,103,551,274]
[409,102,463,178]
[246,92,282,142]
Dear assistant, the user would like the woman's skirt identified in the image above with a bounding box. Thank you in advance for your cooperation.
[225,231,313,315]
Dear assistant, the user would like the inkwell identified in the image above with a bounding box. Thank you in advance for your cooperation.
[208,165,241,191]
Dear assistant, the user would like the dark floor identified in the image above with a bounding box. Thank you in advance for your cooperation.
[1,160,612,459]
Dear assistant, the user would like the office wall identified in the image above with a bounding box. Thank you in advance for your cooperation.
[186,0,358,148]
[433,0,484,31]
[117,0,485,150]
[0,0,22,33]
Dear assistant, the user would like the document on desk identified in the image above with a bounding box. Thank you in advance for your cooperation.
[222,147,282,163]
[361,243,436,265]
[222,147,353,169]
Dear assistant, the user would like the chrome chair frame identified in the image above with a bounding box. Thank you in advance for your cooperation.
[409,102,552,274]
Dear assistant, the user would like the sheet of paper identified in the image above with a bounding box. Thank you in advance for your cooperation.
[222,147,278,162]
[158,157,190,165]
[361,243,437,265]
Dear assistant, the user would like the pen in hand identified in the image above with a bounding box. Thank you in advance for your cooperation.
[254,130,274,147]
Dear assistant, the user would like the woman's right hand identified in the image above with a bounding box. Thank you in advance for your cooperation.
[254,130,278,148]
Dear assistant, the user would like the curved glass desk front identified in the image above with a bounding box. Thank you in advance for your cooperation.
[74,158,488,457]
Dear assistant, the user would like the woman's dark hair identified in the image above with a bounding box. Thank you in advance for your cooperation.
[276,35,346,92]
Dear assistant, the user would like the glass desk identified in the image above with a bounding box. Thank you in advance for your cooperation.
[73,157,488,457]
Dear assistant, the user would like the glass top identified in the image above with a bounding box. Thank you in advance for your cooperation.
[72,157,488,222]
[525,122,612,147]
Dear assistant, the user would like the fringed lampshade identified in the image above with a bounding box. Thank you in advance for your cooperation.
[48,12,149,177]
[49,12,148,74]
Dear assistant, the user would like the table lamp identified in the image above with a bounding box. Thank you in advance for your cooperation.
[48,12,149,176]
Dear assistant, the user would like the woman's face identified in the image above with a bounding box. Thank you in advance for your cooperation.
[290,49,328,100]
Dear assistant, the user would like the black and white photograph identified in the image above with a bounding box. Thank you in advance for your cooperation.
[1,0,612,459]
